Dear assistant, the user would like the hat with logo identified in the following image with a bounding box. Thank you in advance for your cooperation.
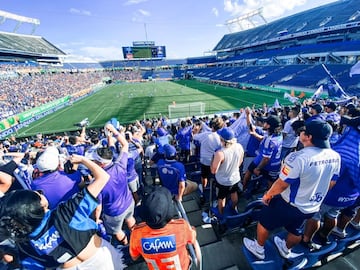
[217,127,235,141]
[305,120,332,148]
[140,186,175,229]
[36,146,59,172]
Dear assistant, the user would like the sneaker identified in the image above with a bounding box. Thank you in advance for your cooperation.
[300,240,321,251]
[274,236,290,258]
[243,238,265,260]
[313,232,331,246]
[331,227,347,238]
[350,220,360,230]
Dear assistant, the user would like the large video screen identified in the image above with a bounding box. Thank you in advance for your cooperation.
[122,46,166,59]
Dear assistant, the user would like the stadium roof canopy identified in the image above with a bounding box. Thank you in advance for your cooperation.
[0,10,65,64]
[214,0,360,53]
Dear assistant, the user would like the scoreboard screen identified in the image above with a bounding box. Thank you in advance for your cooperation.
[122,46,166,59]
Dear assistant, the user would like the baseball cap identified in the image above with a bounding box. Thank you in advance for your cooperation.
[305,120,332,148]
[311,103,324,114]
[157,127,168,137]
[85,146,113,164]
[164,144,176,158]
[264,115,281,129]
[36,146,59,172]
[217,127,235,141]
[140,186,175,229]
[325,102,336,111]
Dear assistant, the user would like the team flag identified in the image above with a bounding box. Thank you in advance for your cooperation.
[284,92,299,104]
[322,64,350,99]
[311,85,323,100]
[273,98,281,109]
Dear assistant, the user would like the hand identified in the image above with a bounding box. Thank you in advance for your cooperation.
[68,154,84,164]
[262,192,272,205]
[253,167,261,176]
[105,123,116,134]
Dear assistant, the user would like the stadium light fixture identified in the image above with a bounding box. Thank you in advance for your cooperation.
[225,8,267,33]
[0,10,40,34]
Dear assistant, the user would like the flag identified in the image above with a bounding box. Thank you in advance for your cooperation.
[284,92,299,104]
[322,64,350,99]
[229,110,251,149]
[350,61,360,77]
[311,85,323,100]
[273,98,281,109]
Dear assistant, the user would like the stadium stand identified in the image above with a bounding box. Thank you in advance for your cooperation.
[0,1,360,269]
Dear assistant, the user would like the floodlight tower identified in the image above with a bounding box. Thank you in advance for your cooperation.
[0,10,40,34]
[225,8,267,33]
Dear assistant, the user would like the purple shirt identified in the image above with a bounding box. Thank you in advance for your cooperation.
[31,170,82,210]
[98,152,133,216]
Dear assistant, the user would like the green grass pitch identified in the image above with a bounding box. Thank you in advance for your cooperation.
[16,80,292,137]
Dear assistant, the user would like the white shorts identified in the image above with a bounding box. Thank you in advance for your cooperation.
[57,239,126,270]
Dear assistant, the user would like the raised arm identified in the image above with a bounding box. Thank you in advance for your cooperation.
[69,155,109,198]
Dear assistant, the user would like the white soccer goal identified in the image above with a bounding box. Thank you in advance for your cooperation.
[168,102,205,119]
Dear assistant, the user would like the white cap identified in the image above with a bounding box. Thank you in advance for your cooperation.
[36,146,59,172]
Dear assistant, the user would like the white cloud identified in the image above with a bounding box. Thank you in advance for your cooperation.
[212,7,219,17]
[138,9,151,17]
[69,8,92,16]
[124,0,148,6]
[131,9,151,22]
[78,46,124,61]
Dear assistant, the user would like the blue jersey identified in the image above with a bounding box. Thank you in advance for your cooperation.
[323,127,360,207]
[254,133,283,172]
[246,127,264,157]
[157,159,186,196]
[176,126,192,151]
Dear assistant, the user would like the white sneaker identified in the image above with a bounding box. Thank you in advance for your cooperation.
[274,236,290,258]
[243,238,265,260]
[331,227,347,238]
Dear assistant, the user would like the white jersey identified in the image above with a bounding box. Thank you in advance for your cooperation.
[280,146,340,214]
[215,143,244,186]
[193,131,221,166]
[282,118,299,148]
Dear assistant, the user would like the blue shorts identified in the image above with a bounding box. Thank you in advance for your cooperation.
[259,196,314,236]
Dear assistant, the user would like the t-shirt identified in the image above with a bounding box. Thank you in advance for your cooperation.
[280,147,341,214]
[98,152,133,216]
[323,127,360,207]
[253,133,283,172]
[157,160,186,196]
[18,188,99,268]
[130,219,196,270]
[31,170,82,210]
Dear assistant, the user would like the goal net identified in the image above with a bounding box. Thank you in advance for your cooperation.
[168,102,205,119]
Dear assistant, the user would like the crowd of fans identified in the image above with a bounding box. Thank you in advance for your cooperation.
[0,68,142,120]
[0,84,359,269]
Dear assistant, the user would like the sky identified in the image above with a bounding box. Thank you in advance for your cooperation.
[0,0,338,62]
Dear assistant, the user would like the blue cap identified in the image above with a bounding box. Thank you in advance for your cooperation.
[157,127,168,137]
[217,127,235,141]
[164,144,176,158]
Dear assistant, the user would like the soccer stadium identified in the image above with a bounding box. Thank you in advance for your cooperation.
[0,0,359,269]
